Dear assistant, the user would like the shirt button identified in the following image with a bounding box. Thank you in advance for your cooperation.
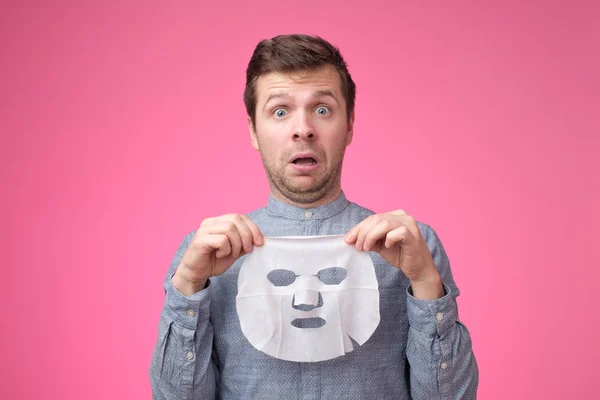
[441,362,448,370]
[186,309,195,317]
[436,312,444,321]
[304,211,313,219]
[186,351,194,360]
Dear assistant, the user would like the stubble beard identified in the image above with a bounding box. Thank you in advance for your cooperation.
[261,150,345,205]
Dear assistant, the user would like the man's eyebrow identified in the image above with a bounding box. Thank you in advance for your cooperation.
[312,90,338,102]
[263,93,292,109]
[263,90,339,110]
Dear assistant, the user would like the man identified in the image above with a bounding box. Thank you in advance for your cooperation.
[150,34,478,399]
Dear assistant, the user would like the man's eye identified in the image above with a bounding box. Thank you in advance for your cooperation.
[274,109,287,118]
[267,269,297,286]
[316,267,347,285]
[315,106,329,115]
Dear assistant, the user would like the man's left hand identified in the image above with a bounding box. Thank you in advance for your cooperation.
[344,210,445,300]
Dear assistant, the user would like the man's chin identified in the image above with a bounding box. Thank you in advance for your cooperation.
[281,186,327,204]
[268,172,334,204]
[283,177,322,191]
[289,181,322,194]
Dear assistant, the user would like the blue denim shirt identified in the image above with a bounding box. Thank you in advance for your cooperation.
[150,192,479,399]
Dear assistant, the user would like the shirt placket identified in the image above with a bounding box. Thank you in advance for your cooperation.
[300,362,321,400]
[302,210,319,235]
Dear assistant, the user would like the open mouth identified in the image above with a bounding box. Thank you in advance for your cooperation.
[291,317,326,328]
[292,157,317,165]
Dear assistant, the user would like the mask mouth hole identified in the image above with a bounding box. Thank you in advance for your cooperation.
[291,317,326,328]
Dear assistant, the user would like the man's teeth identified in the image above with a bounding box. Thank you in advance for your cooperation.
[294,158,316,164]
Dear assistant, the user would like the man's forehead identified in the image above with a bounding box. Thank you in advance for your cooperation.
[256,66,343,100]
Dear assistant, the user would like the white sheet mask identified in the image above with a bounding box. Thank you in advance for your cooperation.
[236,235,380,362]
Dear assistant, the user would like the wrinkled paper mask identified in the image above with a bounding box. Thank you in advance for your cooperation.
[236,235,380,362]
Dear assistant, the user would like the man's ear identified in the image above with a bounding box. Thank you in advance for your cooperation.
[345,111,355,147]
[248,116,259,151]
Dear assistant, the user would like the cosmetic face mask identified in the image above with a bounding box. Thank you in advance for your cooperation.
[236,235,380,362]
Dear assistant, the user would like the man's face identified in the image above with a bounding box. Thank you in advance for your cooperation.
[249,65,354,205]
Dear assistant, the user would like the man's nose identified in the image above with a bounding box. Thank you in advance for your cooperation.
[292,290,323,311]
[292,110,316,141]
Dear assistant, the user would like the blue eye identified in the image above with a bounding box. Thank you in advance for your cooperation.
[274,109,287,118]
[316,106,329,115]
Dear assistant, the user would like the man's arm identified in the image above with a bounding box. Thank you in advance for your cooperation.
[150,214,263,399]
[149,232,218,400]
[405,224,479,399]
[345,211,479,398]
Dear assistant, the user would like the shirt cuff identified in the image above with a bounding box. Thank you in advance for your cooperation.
[406,283,457,337]
[163,273,212,330]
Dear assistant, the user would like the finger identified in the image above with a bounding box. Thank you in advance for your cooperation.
[240,214,264,247]
[377,213,419,239]
[353,215,384,250]
[225,214,254,254]
[345,214,372,241]
[363,219,402,251]
[198,234,232,259]
[384,225,414,249]
[346,213,387,244]
[199,216,218,228]
[345,219,367,244]
[355,214,418,250]
[394,214,419,239]
[346,213,413,247]
[344,227,358,244]
[204,221,244,259]
[388,209,408,216]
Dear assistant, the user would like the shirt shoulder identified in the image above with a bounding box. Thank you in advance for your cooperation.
[246,206,267,221]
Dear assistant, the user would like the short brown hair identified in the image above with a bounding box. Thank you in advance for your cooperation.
[244,34,356,126]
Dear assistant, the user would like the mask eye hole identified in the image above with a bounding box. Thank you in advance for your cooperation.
[316,267,347,285]
[267,269,297,286]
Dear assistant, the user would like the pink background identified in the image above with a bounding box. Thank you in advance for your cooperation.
[1,1,598,399]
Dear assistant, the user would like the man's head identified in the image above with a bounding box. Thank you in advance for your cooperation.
[244,34,356,206]
[244,34,356,127]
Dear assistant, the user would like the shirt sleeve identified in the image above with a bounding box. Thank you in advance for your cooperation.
[149,232,218,400]
[405,224,479,400]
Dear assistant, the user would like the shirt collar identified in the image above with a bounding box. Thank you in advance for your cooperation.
[266,191,350,220]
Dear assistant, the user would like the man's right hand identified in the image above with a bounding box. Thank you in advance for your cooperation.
[172,214,264,295]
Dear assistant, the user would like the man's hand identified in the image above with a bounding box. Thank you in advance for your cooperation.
[344,210,444,300]
[173,214,264,295]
